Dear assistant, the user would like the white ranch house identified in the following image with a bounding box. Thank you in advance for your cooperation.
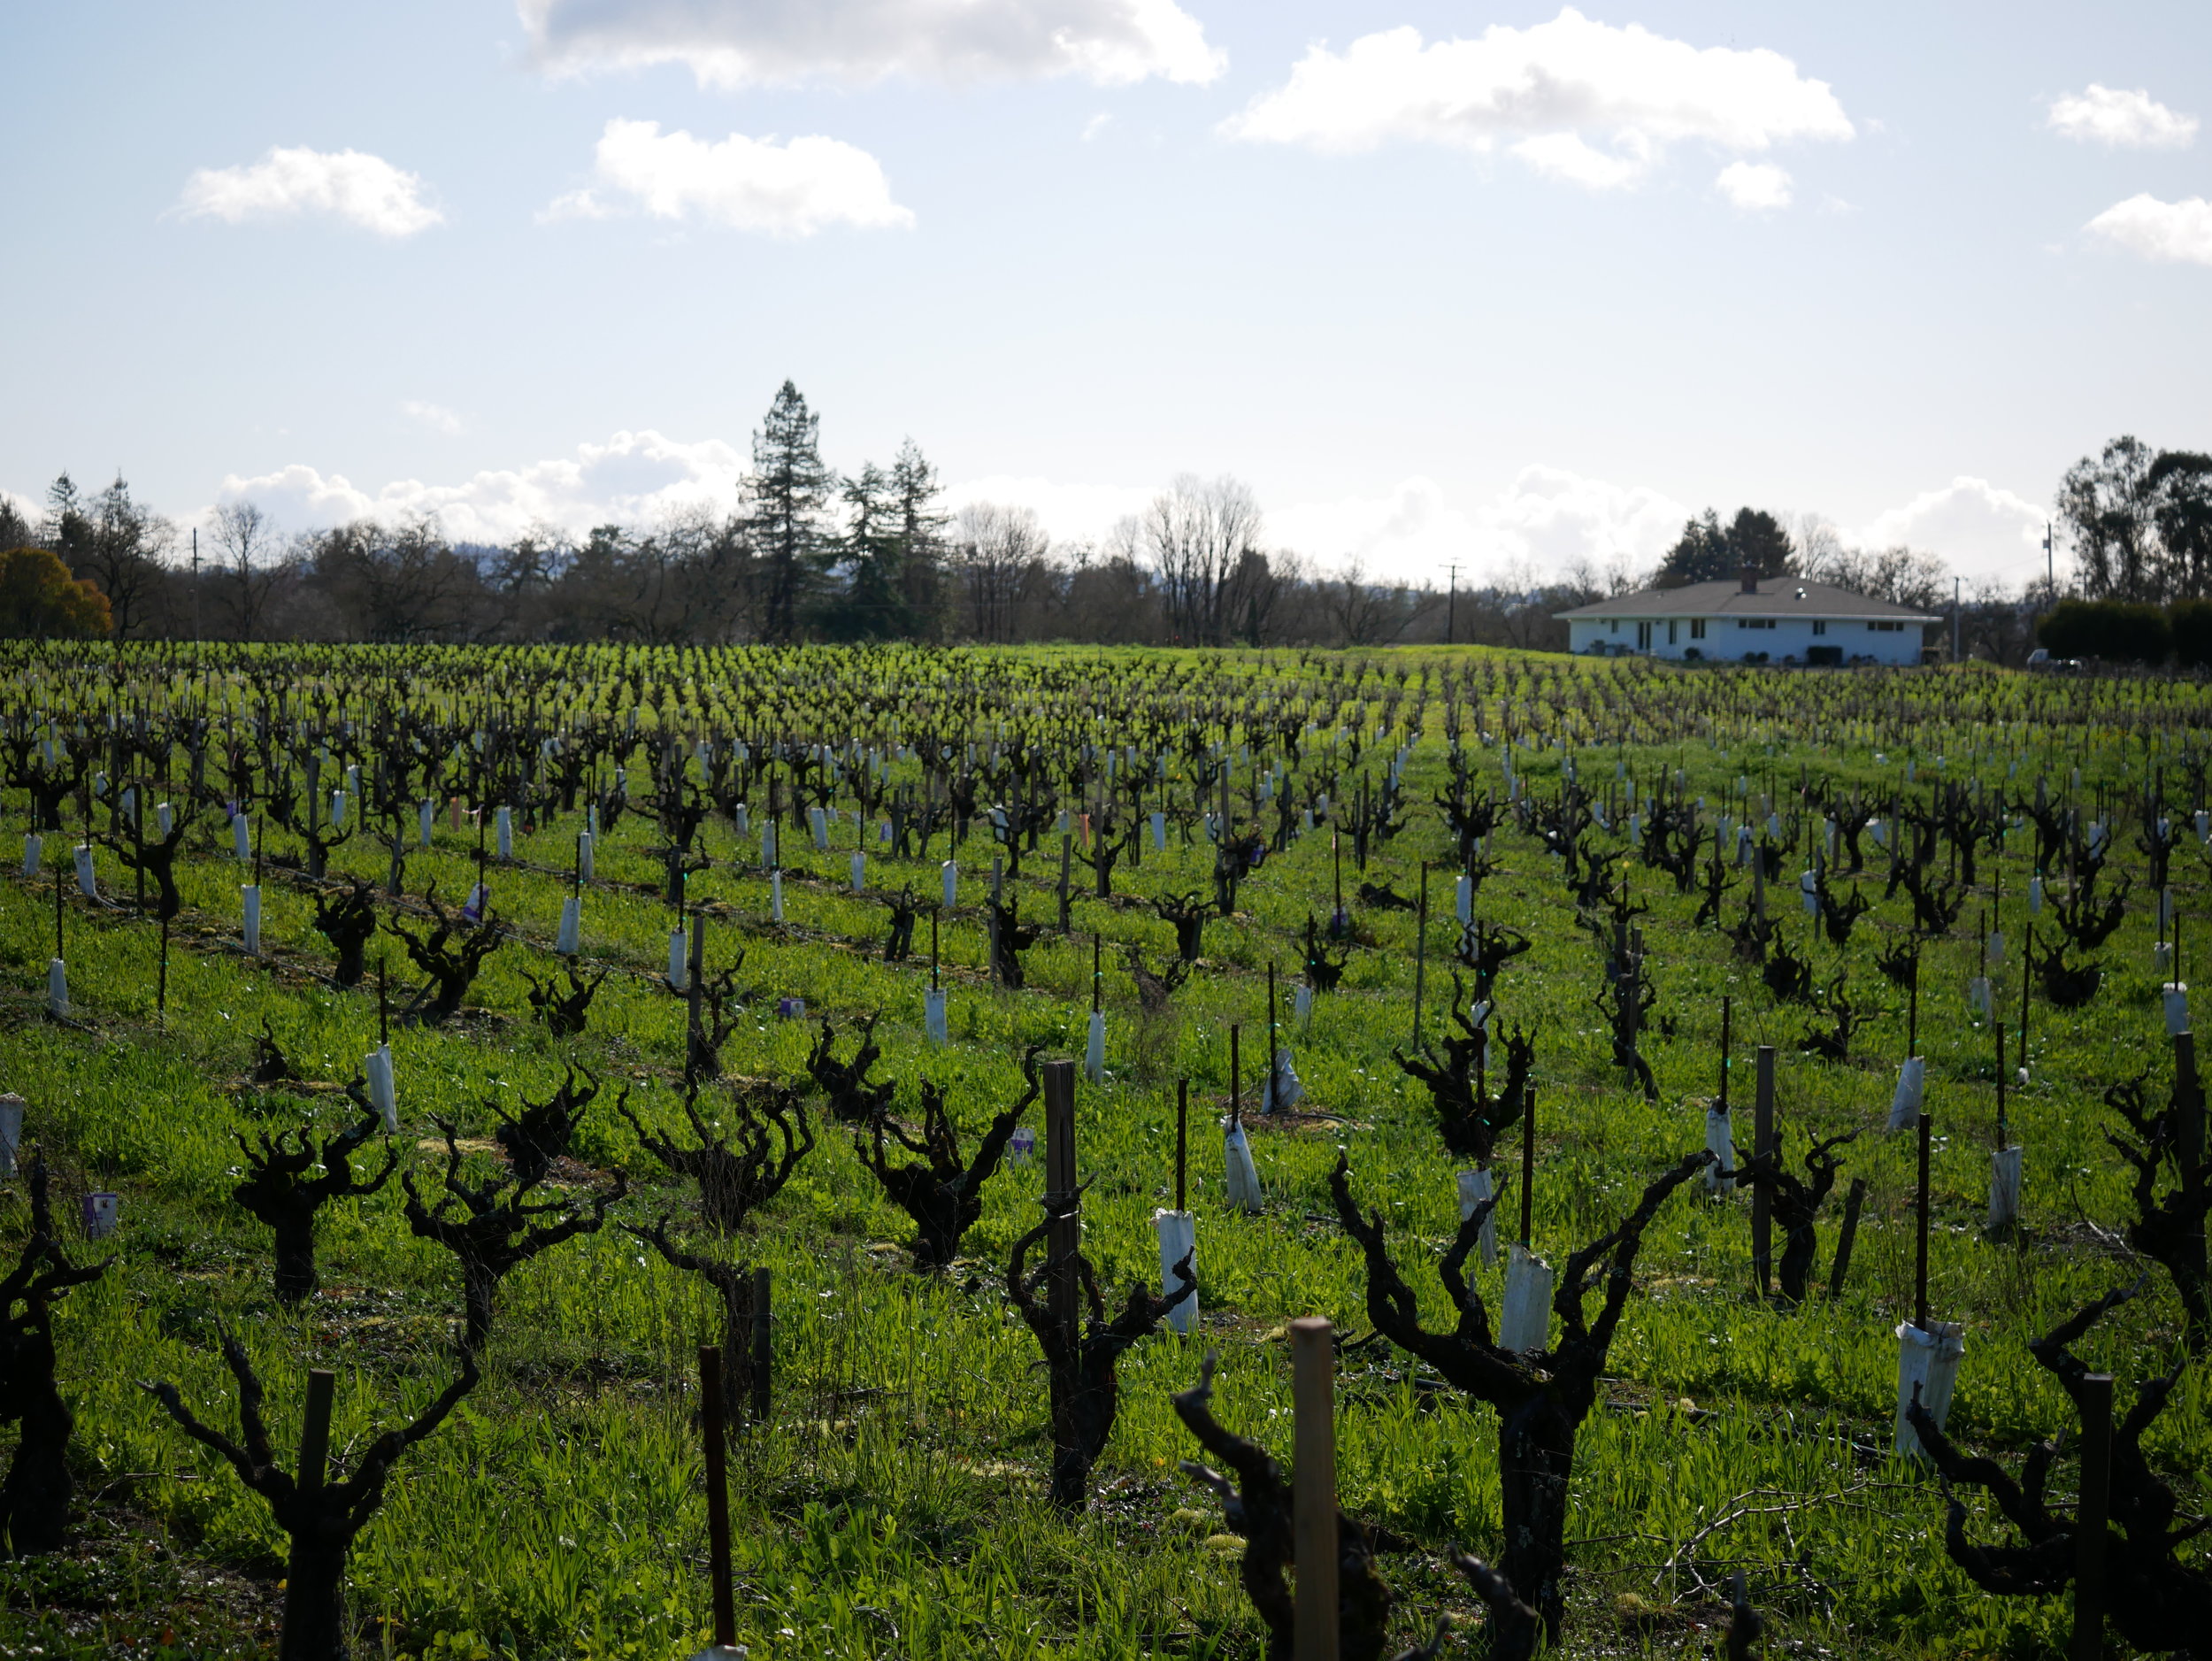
[1555,573,1939,666]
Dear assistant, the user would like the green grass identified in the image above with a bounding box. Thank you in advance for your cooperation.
[0,642,2207,1658]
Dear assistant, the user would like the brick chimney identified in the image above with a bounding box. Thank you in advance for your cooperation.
[1740,564,1759,595]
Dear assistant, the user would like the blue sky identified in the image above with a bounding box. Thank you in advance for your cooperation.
[2,1,2207,587]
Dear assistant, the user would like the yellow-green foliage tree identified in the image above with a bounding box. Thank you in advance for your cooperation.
[0,546,111,639]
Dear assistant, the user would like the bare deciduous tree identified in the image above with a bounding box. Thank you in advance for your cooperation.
[1142,473,1263,647]
[211,501,282,641]
[950,502,1051,643]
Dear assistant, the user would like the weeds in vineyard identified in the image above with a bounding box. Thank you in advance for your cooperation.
[0,642,2204,1657]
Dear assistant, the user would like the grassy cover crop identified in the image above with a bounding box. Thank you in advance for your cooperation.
[0,641,2206,1658]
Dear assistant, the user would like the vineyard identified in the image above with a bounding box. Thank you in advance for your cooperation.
[0,641,2207,1660]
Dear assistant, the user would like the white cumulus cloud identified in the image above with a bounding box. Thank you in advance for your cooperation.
[2085,194,2212,267]
[173,147,443,237]
[1220,9,1851,193]
[1851,476,2047,583]
[2047,85,2197,149]
[1268,468,1688,587]
[544,119,913,235]
[941,474,1152,541]
[1717,160,1791,210]
[516,0,1221,88]
[905,466,1691,586]
[401,401,463,436]
[212,429,749,544]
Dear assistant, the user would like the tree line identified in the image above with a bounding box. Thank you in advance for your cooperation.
[0,391,2191,663]
[0,381,1591,652]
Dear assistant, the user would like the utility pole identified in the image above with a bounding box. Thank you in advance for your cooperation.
[1445,563,1459,646]
[2044,521,2055,593]
[1952,575,1962,663]
[190,527,201,642]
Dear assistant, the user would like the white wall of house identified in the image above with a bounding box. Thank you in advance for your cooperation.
[1565,614,1925,665]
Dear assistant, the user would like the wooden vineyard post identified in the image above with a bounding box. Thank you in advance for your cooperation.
[749,1269,772,1424]
[1519,1080,1536,1249]
[697,1346,738,1651]
[1290,1316,1338,1661]
[1752,1046,1776,1296]
[1043,1059,1079,1331]
[1331,830,1344,934]
[2070,1373,2114,1661]
[1828,1177,1867,1298]
[1915,1102,1934,1332]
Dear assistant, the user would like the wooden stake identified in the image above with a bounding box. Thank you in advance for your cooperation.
[1752,1046,1776,1296]
[1043,1058,1079,1331]
[1994,1018,2008,1151]
[1519,1084,1536,1247]
[2070,1373,2114,1661]
[157,911,170,1022]
[1290,1316,1339,1661]
[1174,1078,1188,1212]
[749,1269,772,1423]
[1907,957,1919,1059]
[1828,1177,1867,1298]
[1915,1105,1934,1332]
[697,1346,737,1649]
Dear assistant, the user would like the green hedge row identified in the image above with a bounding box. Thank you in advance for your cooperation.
[2038,598,2212,666]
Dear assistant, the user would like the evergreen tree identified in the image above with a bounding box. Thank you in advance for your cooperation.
[1654,506,1793,588]
[1653,510,1730,588]
[1727,507,1794,577]
[890,437,949,638]
[818,462,912,641]
[744,381,833,643]
[42,473,87,560]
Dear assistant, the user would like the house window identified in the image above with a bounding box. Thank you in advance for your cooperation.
[1668,619,1678,645]
[1868,621,1902,633]
[1689,619,1706,640]
[1609,619,1619,634]
[1812,620,1827,636]
[1736,619,1776,630]
[1636,621,1652,650]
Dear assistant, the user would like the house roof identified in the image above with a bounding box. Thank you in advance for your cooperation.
[1553,577,1941,624]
